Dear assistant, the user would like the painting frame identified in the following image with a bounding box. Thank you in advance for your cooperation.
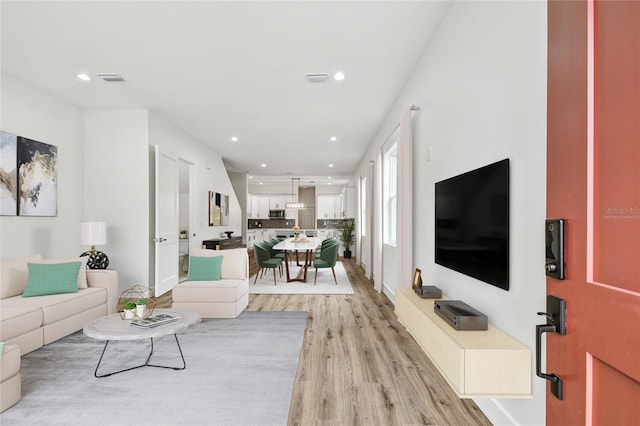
[208,191,229,227]
[17,136,57,217]
[0,131,18,216]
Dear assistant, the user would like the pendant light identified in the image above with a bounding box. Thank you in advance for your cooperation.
[285,178,305,209]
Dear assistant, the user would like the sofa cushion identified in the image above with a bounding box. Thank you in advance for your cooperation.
[172,279,248,303]
[22,262,81,297]
[0,255,43,299]
[0,305,43,342]
[187,256,222,281]
[31,256,89,289]
[190,248,247,280]
[2,288,106,325]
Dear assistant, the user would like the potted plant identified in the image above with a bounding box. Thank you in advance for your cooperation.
[122,300,136,319]
[339,223,355,259]
[180,230,188,239]
[135,298,147,318]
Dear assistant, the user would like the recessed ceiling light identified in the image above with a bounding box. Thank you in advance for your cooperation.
[328,182,332,185]
[261,164,266,168]
[249,175,253,179]
[231,136,238,142]
[77,73,91,81]
[330,136,337,142]
[259,182,263,185]
[328,176,332,179]
[333,72,345,81]
[329,164,334,168]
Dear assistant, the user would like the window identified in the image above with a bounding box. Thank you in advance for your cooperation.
[360,177,367,237]
[383,142,398,245]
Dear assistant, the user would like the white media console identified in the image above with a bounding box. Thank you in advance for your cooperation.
[395,287,532,398]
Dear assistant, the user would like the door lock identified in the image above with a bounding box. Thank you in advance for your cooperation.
[545,219,565,279]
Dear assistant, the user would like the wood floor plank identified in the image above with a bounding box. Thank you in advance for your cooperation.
[247,259,492,426]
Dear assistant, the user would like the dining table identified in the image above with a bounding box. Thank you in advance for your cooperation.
[272,237,321,283]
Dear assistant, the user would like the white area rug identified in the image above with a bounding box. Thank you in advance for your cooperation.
[0,312,307,426]
[250,261,354,294]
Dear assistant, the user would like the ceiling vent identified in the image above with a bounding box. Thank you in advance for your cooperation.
[97,73,125,82]
[306,73,329,83]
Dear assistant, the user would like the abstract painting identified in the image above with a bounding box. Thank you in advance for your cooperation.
[0,131,18,216]
[17,137,57,216]
[208,191,229,226]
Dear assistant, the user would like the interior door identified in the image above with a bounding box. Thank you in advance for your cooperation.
[154,145,179,296]
[546,1,640,424]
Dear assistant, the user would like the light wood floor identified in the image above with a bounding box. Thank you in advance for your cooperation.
[247,259,492,426]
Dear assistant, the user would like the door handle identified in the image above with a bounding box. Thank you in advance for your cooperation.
[535,295,567,400]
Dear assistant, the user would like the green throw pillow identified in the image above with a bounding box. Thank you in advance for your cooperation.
[187,256,222,281]
[22,261,81,297]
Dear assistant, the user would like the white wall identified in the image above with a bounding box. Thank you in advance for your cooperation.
[148,113,242,249]
[228,171,248,243]
[2,76,243,293]
[355,2,547,425]
[0,73,84,259]
[83,109,150,292]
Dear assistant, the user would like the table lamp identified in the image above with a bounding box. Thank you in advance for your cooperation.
[80,221,109,269]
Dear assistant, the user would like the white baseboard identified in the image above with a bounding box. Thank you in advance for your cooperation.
[473,399,518,426]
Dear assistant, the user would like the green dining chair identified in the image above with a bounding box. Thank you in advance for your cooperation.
[253,241,283,286]
[313,240,340,285]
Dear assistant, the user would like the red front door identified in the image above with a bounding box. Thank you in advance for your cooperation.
[546,0,640,424]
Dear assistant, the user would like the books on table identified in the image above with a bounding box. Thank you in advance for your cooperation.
[130,314,179,328]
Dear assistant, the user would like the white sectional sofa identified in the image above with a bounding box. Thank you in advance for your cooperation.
[0,254,118,356]
[1,343,21,413]
[172,248,249,318]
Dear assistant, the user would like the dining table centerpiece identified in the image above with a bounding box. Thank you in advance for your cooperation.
[293,225,301,242]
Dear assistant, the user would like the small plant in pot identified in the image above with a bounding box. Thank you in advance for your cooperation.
[122,301,136,319]
[339,222,355,259]
[135,298,147,318]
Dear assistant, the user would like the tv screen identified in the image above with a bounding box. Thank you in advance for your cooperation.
[435,159,509,291]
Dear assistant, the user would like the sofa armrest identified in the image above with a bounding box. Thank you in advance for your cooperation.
[87,270,118,315]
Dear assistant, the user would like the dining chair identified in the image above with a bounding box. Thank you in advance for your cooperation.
[253,242,283,285]
[267,237,286,262]
[312,240,340,285]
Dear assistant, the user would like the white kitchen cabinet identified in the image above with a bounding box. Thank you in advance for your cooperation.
[317,195,341,219]
[247,195,254,218]
[342,186,356,218]
[269,196,287,210]
[247,230,256,249]
[252,196,269,219]
[248,195,270,219]
[254,229,265,245]
[334,195,343,218]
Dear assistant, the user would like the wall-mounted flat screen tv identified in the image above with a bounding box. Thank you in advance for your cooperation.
[435,159,510,291]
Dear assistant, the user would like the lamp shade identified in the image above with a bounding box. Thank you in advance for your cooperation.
[80,221,107,246]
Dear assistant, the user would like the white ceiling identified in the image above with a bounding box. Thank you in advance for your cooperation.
[1,1,450,187]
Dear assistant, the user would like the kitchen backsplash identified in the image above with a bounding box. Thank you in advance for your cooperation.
[317,218,354,229]
[247,219,295,229]
[247,218,354,229]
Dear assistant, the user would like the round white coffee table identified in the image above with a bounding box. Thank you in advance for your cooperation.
[83,309,200,378]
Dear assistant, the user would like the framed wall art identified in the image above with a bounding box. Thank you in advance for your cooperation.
[17,137,57,216]
[0,131,18,216]
[208,191,230,226]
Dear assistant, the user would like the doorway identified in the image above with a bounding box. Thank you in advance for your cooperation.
[178,159,192,282]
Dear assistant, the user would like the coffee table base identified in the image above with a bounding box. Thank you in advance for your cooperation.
[94,334,186,378]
